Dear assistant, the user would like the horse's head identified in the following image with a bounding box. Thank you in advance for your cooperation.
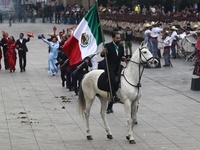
[130,42,158,68]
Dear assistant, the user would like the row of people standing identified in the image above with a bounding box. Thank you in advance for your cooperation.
[143,22,164,67]
[144,21,200,67]
[39,30,92,96]
[143,22,182,67]
[0,32,31,72]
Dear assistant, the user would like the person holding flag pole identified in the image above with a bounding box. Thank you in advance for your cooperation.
[101,32,127,114]
[62,1,124,110]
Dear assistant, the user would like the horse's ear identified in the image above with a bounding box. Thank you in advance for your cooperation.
[140,41,148,48]
[140,41,144,47]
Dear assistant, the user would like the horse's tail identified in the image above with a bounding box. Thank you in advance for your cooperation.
[78,82,86,118]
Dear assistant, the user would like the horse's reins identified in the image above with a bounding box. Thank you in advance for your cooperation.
[121,46,154,88]
[121,46,155,101]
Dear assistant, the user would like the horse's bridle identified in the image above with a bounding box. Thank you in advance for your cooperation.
[121,46,155,88]
[129,47,155,66]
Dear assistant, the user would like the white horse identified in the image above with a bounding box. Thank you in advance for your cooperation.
[78,42,158,144]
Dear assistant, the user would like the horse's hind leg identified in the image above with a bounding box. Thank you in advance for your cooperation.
[99,97,113,139]
[84,97,95,140]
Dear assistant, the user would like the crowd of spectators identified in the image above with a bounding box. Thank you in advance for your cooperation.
[40,3,86,25]
[98,4,200,18]
[1,3,200,25]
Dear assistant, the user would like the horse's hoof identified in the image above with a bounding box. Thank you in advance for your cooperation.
[126,136,130,140]
[87,135,93,140]
[107,134,113,139]
[129,140,136,144]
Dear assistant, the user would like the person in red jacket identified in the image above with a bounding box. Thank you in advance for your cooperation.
[193,30,200,76]
[5,36,17,72]
[0,47,2,69]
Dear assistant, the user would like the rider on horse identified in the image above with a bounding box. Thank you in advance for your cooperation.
[101,32,127,104]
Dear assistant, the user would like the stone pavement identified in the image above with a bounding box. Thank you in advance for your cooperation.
[0,22,200,150]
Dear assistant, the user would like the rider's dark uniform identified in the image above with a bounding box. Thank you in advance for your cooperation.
[101,39,124,114]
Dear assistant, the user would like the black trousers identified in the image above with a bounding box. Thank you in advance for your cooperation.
[107,101,113,111]
[66,71,72,90]
[107,68,120,97]
[3,49,9,69]
[18,52,26,70]
[72,74,78,94]
[60,69,66,82]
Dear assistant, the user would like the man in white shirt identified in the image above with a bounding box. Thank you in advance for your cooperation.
[163,31,173,67]
[150,22,163,58]
[144,23,152,53]
[150,22,163,68]
[170,26,179,59]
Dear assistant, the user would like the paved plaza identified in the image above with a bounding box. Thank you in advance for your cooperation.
[0,22,200,150]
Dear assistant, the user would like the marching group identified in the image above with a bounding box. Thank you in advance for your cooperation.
[37,27,93,96]
[0,27,93,98]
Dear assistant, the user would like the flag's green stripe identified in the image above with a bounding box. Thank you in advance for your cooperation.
[84,4,104,45]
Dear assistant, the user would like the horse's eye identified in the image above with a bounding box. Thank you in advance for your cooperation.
[143,51,147,54]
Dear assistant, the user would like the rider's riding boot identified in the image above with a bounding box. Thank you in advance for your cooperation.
[112,94,123,104]
[107,102,114,114]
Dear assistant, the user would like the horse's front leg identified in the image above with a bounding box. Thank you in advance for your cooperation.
[100,98,113,139]
[124,100,136,144]
[135,100,139,124]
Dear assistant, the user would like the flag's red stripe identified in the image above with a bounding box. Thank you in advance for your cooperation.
[62,36,82,66]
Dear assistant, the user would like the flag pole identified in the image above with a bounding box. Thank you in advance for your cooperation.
[95,1,113,101]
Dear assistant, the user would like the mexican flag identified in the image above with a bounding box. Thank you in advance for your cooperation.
[62,3,104,66]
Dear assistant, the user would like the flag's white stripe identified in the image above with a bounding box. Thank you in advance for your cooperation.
[74,18,98,59]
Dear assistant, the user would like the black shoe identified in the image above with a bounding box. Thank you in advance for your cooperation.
[163,64,170,67]
[112,96,123,104]
[110,109,114,113]
[106,110,111,114]
[20,70,23,72]
[23,68,26,72]
[62,81,65,87]
[106,109,114,114]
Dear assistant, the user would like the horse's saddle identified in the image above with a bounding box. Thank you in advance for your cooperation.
[97,72,120,92]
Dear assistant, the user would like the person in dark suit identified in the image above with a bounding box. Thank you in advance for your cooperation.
[72,57,92,95]
[0,11,3,23]
[1,32,9,70]
[101,32,126,113]
[16,33,30,72]
[56,36,68,87]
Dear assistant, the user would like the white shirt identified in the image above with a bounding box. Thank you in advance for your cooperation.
[179,32,186,39]
[188,31,197,36]
[163,35,172,47]
[144,29,151,35]
[150,27,163,38]
[171,31,178,41]
[57,35,61,42]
